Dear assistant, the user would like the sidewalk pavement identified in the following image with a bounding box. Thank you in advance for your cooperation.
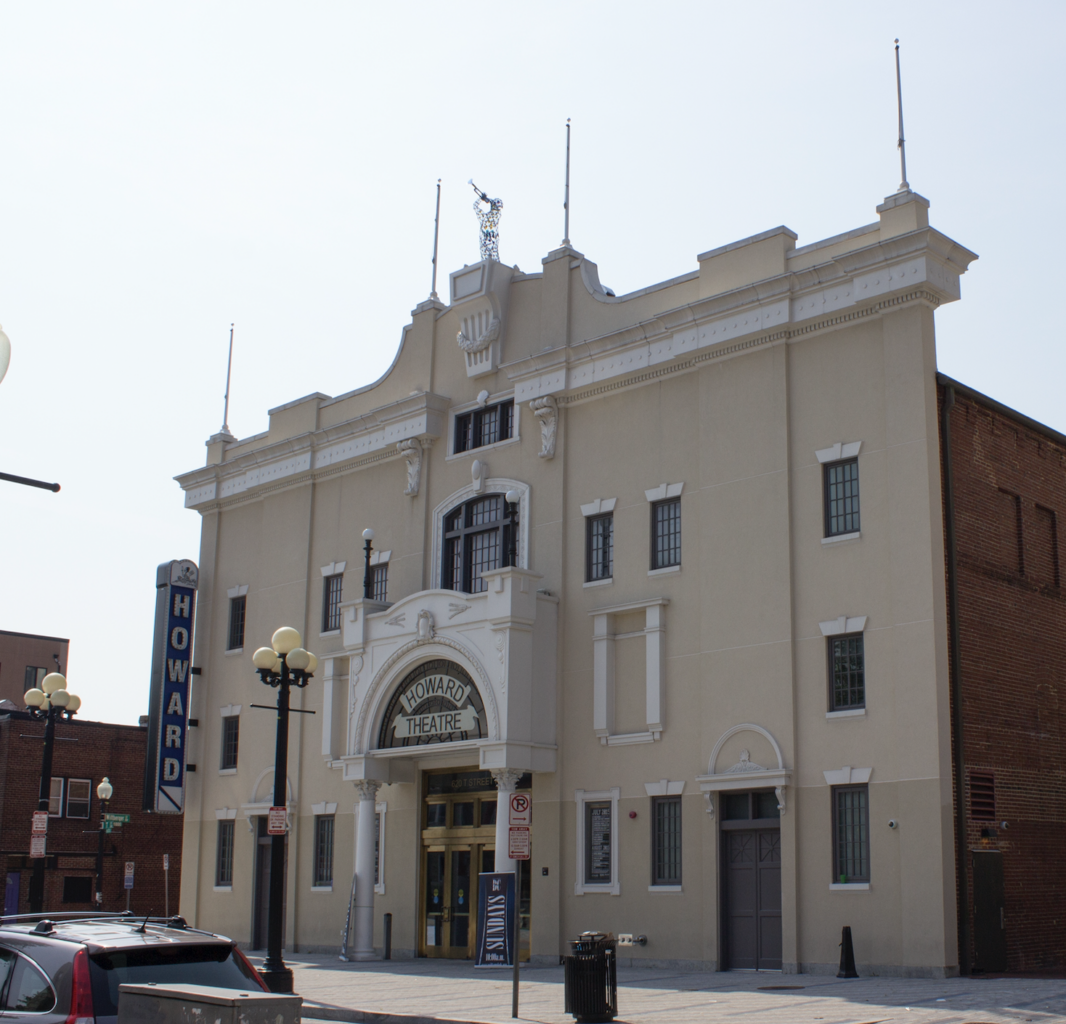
[253,954,1066,1024]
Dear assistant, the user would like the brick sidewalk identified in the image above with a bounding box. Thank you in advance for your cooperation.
[261,954,1066,1024]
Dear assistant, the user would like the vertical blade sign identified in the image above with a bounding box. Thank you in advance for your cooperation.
[147,559,198,813]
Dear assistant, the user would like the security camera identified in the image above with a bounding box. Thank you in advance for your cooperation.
[1000,821,1009,830]
[888,819,898,829]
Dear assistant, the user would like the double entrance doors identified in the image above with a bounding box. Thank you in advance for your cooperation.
[419,768,531,959]
[720,789,782,971]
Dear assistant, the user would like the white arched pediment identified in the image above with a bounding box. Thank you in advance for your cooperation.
[696,723,792,817]
[355,635,501,757]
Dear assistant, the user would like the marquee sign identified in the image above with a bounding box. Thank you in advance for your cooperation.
[142,559,198,813]
[378,659,486,748]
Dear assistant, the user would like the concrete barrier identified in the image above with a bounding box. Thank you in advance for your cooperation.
[118,983,302,1024]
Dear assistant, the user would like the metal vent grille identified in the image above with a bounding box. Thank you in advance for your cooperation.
[969,771,996,821]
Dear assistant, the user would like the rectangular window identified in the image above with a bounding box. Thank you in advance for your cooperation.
[585,801,613,884]
[216,820,235,886]
[371,564,388,602]
[322,574,343,632]
[313,815,334,887]
[586,514,614,581]
[824,459,860,537]
[833,785,870,883]
[227,595,246,650]
[652,796,682,886]
[969,771,996,821]
[62,876,93,904]
[48,778,63,817]
[454,399,515,454]
[829,634,865,710]
[24,666,46,691]
[220,715,240,770]
[65,779,91,819]
[651,498,681,569]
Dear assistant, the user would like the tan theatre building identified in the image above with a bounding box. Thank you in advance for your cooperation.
[176,184,977,976]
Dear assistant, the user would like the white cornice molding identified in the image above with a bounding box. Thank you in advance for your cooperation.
[177,391,450,510]
[504,227,976,405]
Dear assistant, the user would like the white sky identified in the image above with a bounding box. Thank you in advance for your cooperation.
[1,2,1062,725]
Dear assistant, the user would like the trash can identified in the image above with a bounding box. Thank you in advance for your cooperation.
[563,931,617,1023]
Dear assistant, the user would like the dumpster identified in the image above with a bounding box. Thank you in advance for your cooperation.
[563,931,617,1023]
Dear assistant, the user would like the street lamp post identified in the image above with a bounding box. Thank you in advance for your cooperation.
[251,628,317,993]
[362,528,375,599]
[94,778,113,906]
[23,673,81,913]
[505,490,520,567]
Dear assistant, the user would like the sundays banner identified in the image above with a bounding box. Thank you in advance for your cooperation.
[475,871,515,967]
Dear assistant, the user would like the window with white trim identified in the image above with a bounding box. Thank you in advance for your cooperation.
[574,788,620,895]
[65,779,91,819]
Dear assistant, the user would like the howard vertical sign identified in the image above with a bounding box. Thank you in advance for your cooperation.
[143,560,198,813]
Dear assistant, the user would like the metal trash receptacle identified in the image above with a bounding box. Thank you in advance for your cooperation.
[563,931,617,1023]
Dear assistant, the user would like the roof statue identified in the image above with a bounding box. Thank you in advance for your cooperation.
[468,180,502,262]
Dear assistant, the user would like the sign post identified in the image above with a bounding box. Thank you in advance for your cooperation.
[507,793,531,1018]
[163,854,170,918]
[124,862,134,911]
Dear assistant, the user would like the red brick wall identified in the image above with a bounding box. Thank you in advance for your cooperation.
[942,381,1066,971]
[0,716,183,917]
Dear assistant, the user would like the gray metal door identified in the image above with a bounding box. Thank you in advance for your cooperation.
[971,850,1006,972]
[722,828,781,970]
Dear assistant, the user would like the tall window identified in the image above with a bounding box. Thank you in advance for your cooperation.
[220,715,240,770]
[829,634,865,710]
[651,498,681,569]
[65,779,91,819]
[371,564,388,602]
[652,796,681,886]
[24,666,46,690]
[322,574,343,632]
[442,495,516,593]
[228,595,246,650]
[216,820,235,886]
[824,459,860,537]
[586,513,614,581]
[454,399,515,454]
[314,815,334,887]
[48,778,63,817]
[833,785,869,883]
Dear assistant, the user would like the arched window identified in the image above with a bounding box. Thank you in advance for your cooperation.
[442,494,516,593]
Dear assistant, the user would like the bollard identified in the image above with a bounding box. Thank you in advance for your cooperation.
[383,912,392,960]
[837,925,859,978]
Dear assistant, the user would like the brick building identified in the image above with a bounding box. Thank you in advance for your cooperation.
[0,631,69,707]
[0,714,183,916]
[941,375,1066,973]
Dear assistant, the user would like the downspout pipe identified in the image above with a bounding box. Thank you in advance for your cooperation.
[940,383,970,975]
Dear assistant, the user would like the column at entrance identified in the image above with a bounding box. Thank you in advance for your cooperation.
[353,780,382,960]
[491,768,523,875]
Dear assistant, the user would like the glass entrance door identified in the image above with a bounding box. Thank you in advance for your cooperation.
[419,768,533,959]
[422,845,479,958]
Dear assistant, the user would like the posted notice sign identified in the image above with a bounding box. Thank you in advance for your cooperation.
[508,827,531,860]
[267,806,287,835]
[124,862,135,890]
[475,871,515,967]
[29,836,46,858]
[31,811,48,835]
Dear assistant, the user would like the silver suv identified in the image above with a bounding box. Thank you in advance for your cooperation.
[0,915,267,1024]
